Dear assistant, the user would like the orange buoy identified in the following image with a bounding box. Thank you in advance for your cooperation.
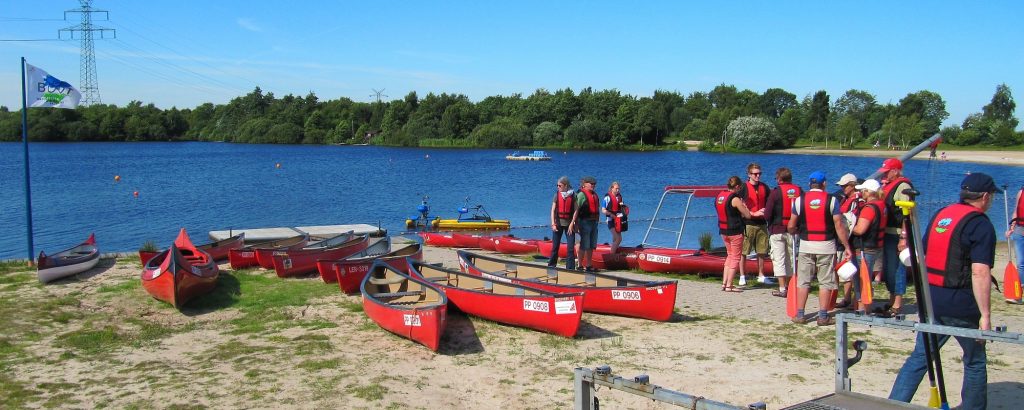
[114,175,121,182]
[133,191,139,198]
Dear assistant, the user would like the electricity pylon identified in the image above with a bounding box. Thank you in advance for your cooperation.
[59,0,115,106]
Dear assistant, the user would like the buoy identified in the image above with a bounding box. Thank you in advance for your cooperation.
[424,154,430,159]
[133,191,139,198]
[275,163,281,169]
[114,175,121,182]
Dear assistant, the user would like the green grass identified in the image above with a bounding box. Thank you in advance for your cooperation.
[0,261,33,276]
[187,271,341,333]
[347,380,389,401]
[56,326,124,354]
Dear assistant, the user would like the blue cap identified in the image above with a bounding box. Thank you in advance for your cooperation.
[961,172,1002,193]
[809,171,826,184]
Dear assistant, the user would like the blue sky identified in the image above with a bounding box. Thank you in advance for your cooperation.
[2,1,1022,128]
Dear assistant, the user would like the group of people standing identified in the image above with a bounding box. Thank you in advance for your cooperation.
[715,159,1013,410]
[548,176,627,272]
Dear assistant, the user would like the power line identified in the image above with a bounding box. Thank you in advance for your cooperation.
[59,0,116,106]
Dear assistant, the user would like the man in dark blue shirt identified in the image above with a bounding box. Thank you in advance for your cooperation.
[889,173,999,410]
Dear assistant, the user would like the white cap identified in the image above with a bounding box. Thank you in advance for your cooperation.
[855,179,882,192]
[836,173,858,186]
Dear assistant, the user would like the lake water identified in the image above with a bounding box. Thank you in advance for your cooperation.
[1,142,1019,260]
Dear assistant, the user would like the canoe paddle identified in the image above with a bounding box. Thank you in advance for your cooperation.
[859,250,873,307]
[786,238,799,318]
[1002,186,1022,301]
[895,194,948,410]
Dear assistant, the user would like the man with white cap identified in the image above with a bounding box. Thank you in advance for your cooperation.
[879,158,913,317]
[787,171,852,325]
[848,179,886,314]
[834,173,862,309]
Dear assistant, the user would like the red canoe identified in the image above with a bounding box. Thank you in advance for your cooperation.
[478,236,501,251]
[635,248,773,275]
[316,237,392,284]
[141,229,219,308]
[322,242,424,293]
[410,260,583,337]
[228,235,308,270]
[197,233,245,262]
[271,234,367,278]
[493,237,539,254]
[536,240,637,270]
[457,251,677,322]
[361,260,448,351]
[417,232,481,248]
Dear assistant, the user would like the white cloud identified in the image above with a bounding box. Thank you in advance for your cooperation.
[236,18,262,32]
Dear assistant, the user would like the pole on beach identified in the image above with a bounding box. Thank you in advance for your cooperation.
[20,57,36,265]
[865,133,943,181]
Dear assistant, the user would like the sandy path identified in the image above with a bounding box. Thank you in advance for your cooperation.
[766,147,1024,167]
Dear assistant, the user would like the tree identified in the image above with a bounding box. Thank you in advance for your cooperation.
[775,107,805,148]
[897,90,947,139]
[807,90,830,131]
[709,84,739,109]
[881,114,924,149]
[724,116,781,151]
[470,117,530,148]
[532,121,562,146]
[759,88,797,119]
[834,116,861,148]
[833,89,876,137]
[982,83,1017,128]
[564,119,612,145]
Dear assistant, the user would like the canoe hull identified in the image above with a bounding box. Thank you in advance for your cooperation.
[361,262,448,351]
[228,235,308,270]
[493,237,539,254]
[322,243,423,293]
[272,236,368,278]
[636,250,772,275]
[141,243,219,309]
[197,233,245,261]
[458,250,677,321]
[37,234,100,283]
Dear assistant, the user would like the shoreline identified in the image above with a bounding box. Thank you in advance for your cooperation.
[766,147,1024,167]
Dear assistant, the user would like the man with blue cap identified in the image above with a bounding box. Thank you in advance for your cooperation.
[890,172,1000,409]
[787,171,852,325]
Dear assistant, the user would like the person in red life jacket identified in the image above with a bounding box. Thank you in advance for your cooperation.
[890,173,1000,410]
[847,179,886,315]
[763,167,802,298]
[602,181,626,254]
[834,173,863,309]
[570,176,601,273]
[787,171,852,326]
[879,158,913,317]
[1007,184,1024,304]
[548,176,577,270]
[737,162,770,285]
[717,176,754,292]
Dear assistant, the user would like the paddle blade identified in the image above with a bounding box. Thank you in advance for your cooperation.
[928,386,940,408]
[786,274,798,318]
[859,257,874,306]
[1005,263,1022,300]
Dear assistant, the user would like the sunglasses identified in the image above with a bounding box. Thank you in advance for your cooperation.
[749,172,761,176]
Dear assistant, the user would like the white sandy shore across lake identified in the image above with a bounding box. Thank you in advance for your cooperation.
[766,147,1024,167]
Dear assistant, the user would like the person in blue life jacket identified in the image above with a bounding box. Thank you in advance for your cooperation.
[889,173,1000,410]
[548,176,577,270]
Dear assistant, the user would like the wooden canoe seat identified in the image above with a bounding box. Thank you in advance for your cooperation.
[376,290,424,298]
[369,276,407,285]
[423,276,448,283]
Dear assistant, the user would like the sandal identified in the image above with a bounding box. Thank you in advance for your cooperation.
[771,290,787,298]
[724,286,743,293]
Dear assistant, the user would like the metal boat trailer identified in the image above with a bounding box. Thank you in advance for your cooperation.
[641,185,725,249]
[575,312,1023,409]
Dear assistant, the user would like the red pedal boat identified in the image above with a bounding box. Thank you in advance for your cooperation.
[271,233,366,278]
[141,229,219,308]
[410,260,583,337]
[361,260,448,351]
[493,237,539,254]
[228,235,308,269]
[457,251,677,321]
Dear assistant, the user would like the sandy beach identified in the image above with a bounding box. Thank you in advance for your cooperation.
[766,147,1024,167]
[2,241,1022,409]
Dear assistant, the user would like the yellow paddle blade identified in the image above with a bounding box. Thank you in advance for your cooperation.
[928,386,940,408]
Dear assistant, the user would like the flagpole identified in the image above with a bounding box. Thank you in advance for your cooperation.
[21,57,35,265]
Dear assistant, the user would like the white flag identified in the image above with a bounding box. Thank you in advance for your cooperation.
[25,63,81,109]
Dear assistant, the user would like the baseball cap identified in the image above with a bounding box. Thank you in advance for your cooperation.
[960,173,1002,193]
[809,171,826,184]
[877,158,903,173]
[582,176,596,185]
[854,179,882,192]
[835,173,858,186]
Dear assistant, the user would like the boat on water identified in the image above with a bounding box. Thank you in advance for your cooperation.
[505,150,551,161]
[37,233,100,283]
[361,260,448,351]
[141,229,219,308]
[228,235,308,269]
[406,197,510,231]
[270,233,366,278]
[457,250,678,321]
[409,260,583,337]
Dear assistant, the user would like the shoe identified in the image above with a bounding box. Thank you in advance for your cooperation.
[757,276,766,284]
[817,317,836,326]
[763,277,778,284]
[1006,298,1024,305]
[738,276,747,286]
[771,290,787,298]
[791,316,808,324]
[835,299,852,310]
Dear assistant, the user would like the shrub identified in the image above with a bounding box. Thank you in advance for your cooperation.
[724,116,781,151]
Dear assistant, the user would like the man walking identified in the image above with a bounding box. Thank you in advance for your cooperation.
[889,173,999,410]
[787,171,852,326]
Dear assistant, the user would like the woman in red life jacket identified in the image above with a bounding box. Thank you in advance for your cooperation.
[602,181,626,254]
[548,176,577,270]
[717,176,753,292]
[847,179,887,314]
[1006,185,1024,304]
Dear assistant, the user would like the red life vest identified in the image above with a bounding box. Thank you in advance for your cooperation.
[840,191,862,213]
[578,189,599,220]
[1013,187,1024,224]
[882,176,913,228]
[796,190,836,241]
[850,202,887,250]
[770,183,802,227]
[743,181,769,222]
[924,203,986,289]
[606,191,622,213]
[715,191,743,235]
[554,191,574,220]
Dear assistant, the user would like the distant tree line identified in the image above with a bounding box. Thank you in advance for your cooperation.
[0,83,1019,151]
